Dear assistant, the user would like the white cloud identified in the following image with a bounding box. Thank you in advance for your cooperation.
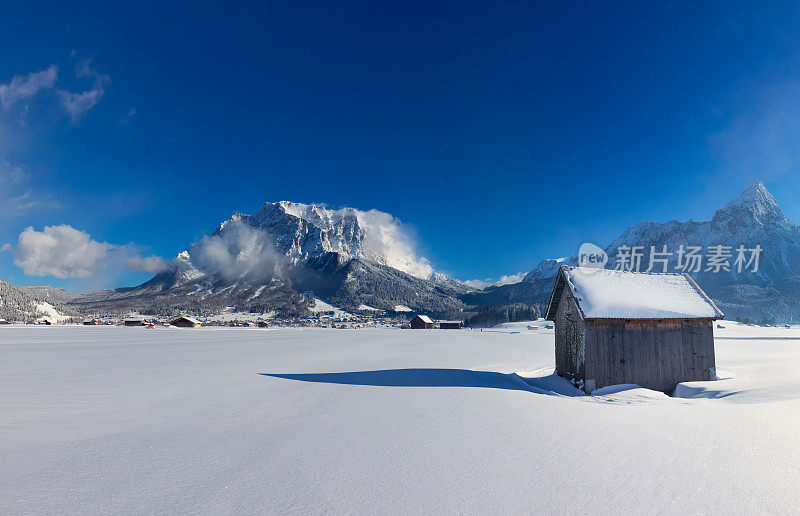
[190,221,283,280]
[10,225,112,278]
[4,224,166,278]
[0,160,59,216]
[58,59,109,123]
[117,106,136,126]
[124,254,168,273]
[0,159,25,184]
[0,66,58,109]
[464,272,526,289]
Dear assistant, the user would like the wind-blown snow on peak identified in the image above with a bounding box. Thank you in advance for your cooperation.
[209,201,435,279]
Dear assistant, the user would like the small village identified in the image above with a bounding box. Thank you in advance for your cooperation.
[0,311,473,330]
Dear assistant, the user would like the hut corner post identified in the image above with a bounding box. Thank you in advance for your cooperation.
[553,287,587,390]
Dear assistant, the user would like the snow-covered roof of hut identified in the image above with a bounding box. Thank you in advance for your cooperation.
[414,315,434,323]
[546,266,724,320]
[171,316,201,324]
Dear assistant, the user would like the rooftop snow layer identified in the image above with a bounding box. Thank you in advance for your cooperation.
[562,267,723,319]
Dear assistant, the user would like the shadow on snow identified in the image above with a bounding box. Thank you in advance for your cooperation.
[260,369,753,401]
[260,368,584,397]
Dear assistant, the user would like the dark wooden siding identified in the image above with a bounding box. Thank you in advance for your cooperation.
[554,289,586,383]
[583,319,716,392]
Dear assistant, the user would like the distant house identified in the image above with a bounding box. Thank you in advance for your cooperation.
[410,315,434,329]
[0,319,10,325]
[83,318,99,326]
[438,320,463,329]
[170,316,201,328]
[546,266,723,393]
[257,321,269,328]
[124,317,148,327]
[42,319,56,325]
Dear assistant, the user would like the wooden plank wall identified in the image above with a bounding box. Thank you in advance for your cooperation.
[554,290,586,383]
[583,319,715,392]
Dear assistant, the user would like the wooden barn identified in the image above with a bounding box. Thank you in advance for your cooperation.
[170,316,201,328]
[546,266,723,393]
[410,315,434,329]
[438,320,463,329]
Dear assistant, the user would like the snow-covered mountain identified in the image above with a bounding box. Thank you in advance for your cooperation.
[487,181,800,322]
[0,280,79,322]
[72,202,472,316]
[35,182,800,322]
[22,285,82,304]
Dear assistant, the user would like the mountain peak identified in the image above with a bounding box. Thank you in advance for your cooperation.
[725,180,777,210]
[714,180,792,230]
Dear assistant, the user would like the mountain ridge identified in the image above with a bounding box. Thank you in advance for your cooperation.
[68,201,472,317]
[489,180,800,322]
[12,181,800,323]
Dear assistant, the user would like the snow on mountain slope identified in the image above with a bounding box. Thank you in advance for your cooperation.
[0,280,80,322]
[35,302,72,323]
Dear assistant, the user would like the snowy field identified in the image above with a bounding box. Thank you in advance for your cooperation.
[2,323,800,514]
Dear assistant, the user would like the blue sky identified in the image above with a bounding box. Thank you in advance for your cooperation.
[3,1,800,291]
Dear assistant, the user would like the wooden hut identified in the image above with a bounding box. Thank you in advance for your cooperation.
[545,266,723,393]
[83,318,99,326]
[410,315,434,329]
[170,316,201,328]
[124,317,148,327]
[438,320,463,329]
